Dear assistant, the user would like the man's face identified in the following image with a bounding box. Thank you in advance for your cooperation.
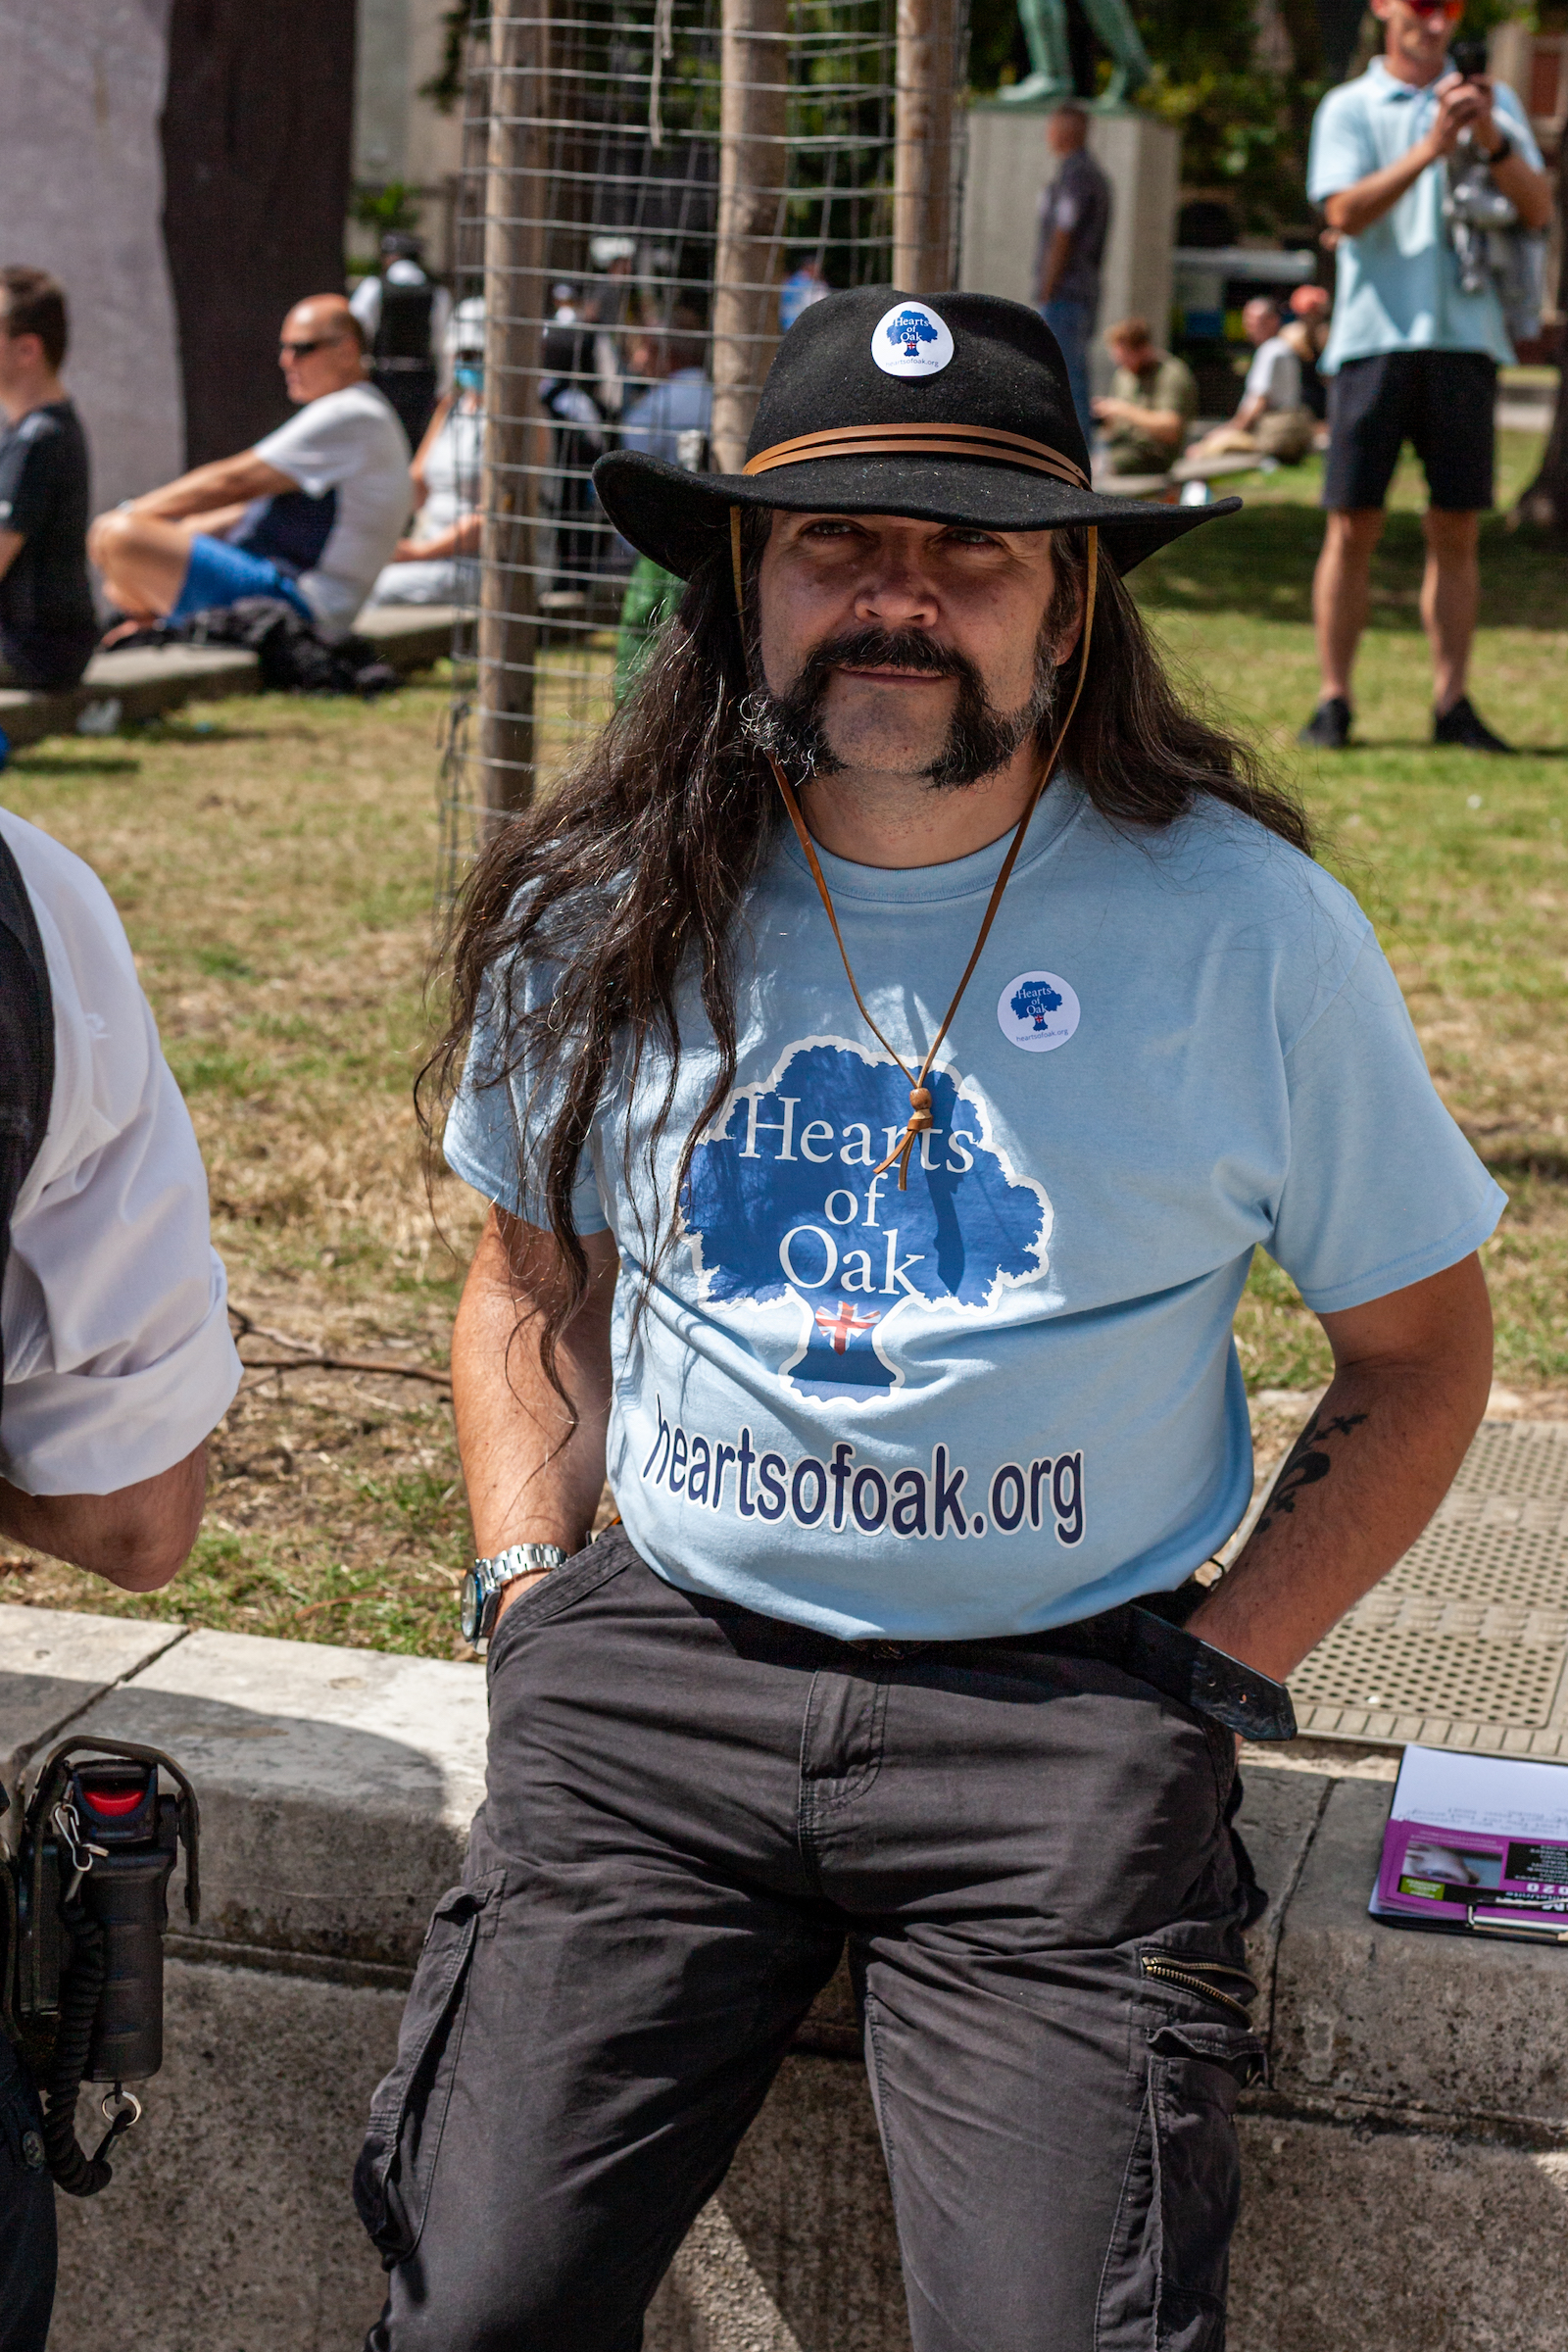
[1047,108,1087,157]
[1243,301,1279,347]
[0,313,32,402]
[1373,0,1458,82]
[279,304,364,405]
[754,513,1064,792]
[1110,335,1152,375]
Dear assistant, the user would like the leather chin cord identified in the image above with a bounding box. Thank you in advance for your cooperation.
[730,508,1099,1189]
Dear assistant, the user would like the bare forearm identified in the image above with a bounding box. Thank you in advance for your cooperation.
[1326,138,1438,236]
[1492,149,1552,230]
[451,1209,615,1563]
[0,1443,207,1589]
[1188,1255,1493,1681]
[394,515,480,564]
[128,455,289,521]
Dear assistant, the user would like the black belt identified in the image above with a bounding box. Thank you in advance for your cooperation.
[1036,1603,1298,1742]
[709,1585,1298,1743]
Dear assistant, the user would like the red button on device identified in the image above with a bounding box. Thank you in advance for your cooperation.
[81,1787,146,1816]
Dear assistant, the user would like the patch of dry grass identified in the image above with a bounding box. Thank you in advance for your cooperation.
[1,687,485,1653]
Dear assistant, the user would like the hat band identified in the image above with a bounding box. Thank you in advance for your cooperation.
[743,419,1089,491]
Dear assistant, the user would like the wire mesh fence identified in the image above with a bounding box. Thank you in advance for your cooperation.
[436,0,966,905]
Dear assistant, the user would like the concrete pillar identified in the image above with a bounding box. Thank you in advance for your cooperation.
[0,0,183,511]
[960,104,1181,386]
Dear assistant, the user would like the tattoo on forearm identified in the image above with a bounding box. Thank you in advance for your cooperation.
[1255,1408,1369,1535]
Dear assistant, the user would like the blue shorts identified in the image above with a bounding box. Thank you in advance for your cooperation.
[171,535,314,622]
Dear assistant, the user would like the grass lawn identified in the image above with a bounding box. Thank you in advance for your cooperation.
[2,420,1563,1653]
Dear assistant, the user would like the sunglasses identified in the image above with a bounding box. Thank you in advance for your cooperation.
[1405,1,1462,17]
[279,338,337,359]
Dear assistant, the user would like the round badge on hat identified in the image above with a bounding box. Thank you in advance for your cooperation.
[872,300,955,379]
[998,970,1080,1054]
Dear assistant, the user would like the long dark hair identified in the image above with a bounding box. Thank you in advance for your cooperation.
[423,523,1310,1400]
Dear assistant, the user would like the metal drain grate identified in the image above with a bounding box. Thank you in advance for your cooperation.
[1289,1421,1568,1754]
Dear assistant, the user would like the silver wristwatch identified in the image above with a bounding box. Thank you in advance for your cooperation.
[461,1544,568,1647]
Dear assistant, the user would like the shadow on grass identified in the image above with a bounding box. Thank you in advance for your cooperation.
[10,751,141,775]
[1135,504,1568,632]
[1350,738,1568,756]
[1481,1148,1568,1186]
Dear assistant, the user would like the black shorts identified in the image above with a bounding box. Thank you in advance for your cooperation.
[1323,349,1496,513]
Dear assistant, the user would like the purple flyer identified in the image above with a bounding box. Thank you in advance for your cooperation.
[1373,1745,1568,1938]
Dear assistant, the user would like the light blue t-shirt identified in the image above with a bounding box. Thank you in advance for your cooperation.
[447,786,1502,1642]
[618,368,714,466]
[1308,60,1541,373]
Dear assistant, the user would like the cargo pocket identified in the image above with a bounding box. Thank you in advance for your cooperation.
[353,1872,503,2269]
[1096,2021,1266,2352]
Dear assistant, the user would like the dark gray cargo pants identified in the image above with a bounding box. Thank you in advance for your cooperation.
[356,1530,1268,2351]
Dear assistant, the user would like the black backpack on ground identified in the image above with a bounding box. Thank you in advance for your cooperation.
[186,599,402,696]
[0,824,54,1407]
[101,601,401,698]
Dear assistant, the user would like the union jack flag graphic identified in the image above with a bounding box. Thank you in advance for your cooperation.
[813,1298,883,1354]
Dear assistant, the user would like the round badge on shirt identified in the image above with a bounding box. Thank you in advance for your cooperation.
[998,970,1080,1053]
[872,302,955,379]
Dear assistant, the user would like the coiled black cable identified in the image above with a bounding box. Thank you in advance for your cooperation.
[41,1902,114,2196]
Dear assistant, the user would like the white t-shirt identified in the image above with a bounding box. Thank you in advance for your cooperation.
[250,384,412,633]
[0,809,241,1495]
[1243,335,1302,412]
[411,399,482,542]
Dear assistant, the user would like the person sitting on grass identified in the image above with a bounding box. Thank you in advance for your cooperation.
[0,266,96,691]
[88,296,411,645]
[1186,297,1318,468]
[367,297,484,609]
[1281,284,1332,424]
[1091,317,1197,478]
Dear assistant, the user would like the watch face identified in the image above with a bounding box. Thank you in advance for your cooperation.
[460,1568,485,1645]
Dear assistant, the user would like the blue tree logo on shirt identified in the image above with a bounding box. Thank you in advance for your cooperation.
[889,308,939,361]
[681,1037,1054,1404]
[1010,977,1062,1033]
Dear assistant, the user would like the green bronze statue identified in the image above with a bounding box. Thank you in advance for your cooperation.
[1000,0,1152,109]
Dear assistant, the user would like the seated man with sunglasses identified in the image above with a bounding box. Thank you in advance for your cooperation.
[88,296,412,643]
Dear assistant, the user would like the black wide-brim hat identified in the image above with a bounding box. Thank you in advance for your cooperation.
[593,286,1238,580]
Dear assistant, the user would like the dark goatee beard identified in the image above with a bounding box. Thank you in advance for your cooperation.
[743,624,1058,792]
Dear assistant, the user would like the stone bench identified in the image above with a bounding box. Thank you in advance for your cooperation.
[0,607,458,751]
[4,1599,1563,2351]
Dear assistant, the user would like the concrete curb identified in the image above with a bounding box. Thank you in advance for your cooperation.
[0,607,456,749]
[1,1602,1555,2351]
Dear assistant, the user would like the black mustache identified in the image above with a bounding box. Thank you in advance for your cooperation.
[800,626,978,688]
[743,622,1050,790]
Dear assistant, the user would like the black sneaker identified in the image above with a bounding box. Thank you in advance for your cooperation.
[1434,695,1516,754]
[1298,696,1351,749]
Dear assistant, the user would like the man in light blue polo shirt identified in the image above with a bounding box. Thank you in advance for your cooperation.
[1301,0,1547,754]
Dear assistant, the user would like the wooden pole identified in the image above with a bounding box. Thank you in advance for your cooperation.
[710,0,789,476]
[478,0,549,819]
[893,0,960,295]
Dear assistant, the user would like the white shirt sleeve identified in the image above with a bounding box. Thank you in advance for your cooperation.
[1244,337,1300,410]
[0,810,241,1495]
[350,278,382,338]
[252,386,389,499]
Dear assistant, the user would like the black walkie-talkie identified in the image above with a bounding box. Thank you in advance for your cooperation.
[3,1738,200,2194]
[1451,38,1490,80]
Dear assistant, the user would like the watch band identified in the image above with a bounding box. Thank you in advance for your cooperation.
[461,1543,569,1648]
[1486,131,1514,166]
